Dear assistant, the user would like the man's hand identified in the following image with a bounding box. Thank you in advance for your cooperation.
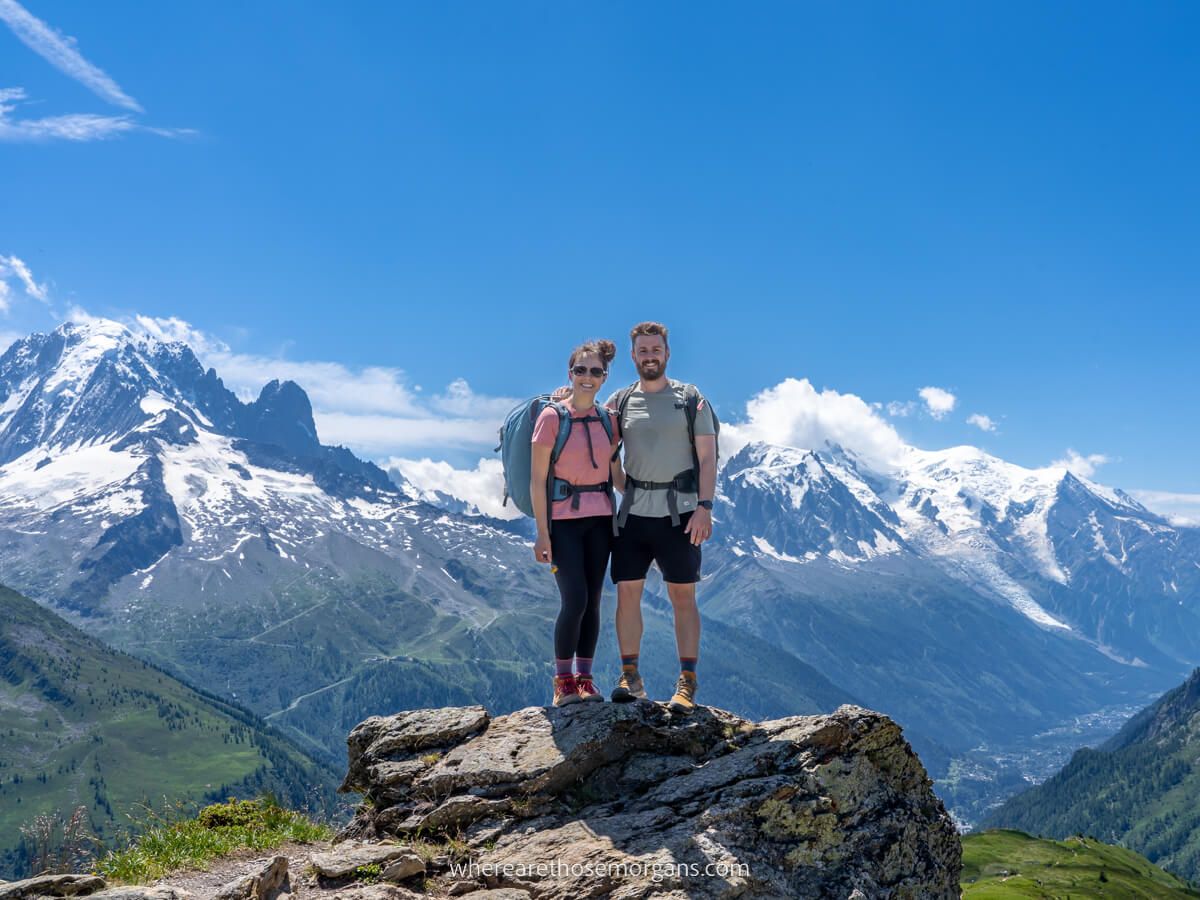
[550,385,571,402]
[685,506,713,545]
[534,533,552,564]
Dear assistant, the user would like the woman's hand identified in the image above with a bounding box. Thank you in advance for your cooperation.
[534,533,552,564]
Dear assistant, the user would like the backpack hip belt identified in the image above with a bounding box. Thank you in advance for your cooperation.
[550,478,615,513]
[617,469,697,529]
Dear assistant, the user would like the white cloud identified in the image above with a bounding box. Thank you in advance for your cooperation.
[0,106,137,142]
[1129,490,1200,527]
[134,314,227,356]
[388,457,519,520]
[314,411,503,455]
[966,413,996,432]
[0,0,141,111]
[0,86,189,143]
[886,400,916,418]
[129,314,518,457]
[0,252,49,310]
[918,386,957,420]
[1052,449,1110,478]
[435,378,518,419]
[723,377,911,470]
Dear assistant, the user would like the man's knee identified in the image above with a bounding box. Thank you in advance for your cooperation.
[665,582,697,608]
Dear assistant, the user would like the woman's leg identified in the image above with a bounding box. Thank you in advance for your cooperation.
[551,518,590,661]
[575,517,612,661]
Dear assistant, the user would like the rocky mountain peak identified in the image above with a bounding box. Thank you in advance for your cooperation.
[335,701,961,899]
[241,378,320,455]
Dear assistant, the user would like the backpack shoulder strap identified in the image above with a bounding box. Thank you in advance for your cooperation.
[548,401,572,463]
[613,382,639,428]
[594,405,616,445]
[675,382,700,447]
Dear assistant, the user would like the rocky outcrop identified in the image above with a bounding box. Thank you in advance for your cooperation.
[337,702,961,899]
[0,875,108,899]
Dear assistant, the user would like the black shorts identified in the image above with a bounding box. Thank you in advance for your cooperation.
[611,512,702,584]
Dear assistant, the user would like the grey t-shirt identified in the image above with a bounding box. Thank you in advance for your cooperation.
[608,380,716,519]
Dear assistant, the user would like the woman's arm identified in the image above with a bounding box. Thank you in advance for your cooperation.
[530,442,553,564]
[610,453,626,494]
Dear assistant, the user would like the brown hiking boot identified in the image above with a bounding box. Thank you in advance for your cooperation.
[668,673,698,714]
[610,668,647,702]
[575,674,604,702]
[553,674,582,707]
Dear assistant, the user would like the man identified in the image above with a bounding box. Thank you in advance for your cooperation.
[607,321,717,714]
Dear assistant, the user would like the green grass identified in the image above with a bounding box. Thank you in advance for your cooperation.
[93,796,332,884]
[0,585,340,879]
[961,829,1200,899]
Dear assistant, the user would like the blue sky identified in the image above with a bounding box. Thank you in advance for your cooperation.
[2,2,1197,517]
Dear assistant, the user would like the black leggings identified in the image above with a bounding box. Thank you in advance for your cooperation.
[551,515,612,660]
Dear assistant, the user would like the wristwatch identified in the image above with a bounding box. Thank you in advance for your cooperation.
[697,500,714,510]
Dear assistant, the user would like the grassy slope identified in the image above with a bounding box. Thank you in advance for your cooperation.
[0,585,340,879]
[982,670,1200,881]
[961,830,1200,899]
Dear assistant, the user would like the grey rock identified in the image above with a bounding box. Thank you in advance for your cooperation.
[89,889,194,900]
[309,843,420,880]
[0,874,106,899]
[213,856,288,900]
[456,891,531,900]
[340,702,961,899]
[340,707,490,797]
[378,855,424,883]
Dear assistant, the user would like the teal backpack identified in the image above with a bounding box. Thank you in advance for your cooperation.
[497,396,617,532]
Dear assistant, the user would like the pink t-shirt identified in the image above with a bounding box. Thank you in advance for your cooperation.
[532,404,620,520]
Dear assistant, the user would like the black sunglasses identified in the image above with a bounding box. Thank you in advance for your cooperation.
[571,365,607,378]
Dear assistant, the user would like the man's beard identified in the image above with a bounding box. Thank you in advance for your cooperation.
[638,361,665,381]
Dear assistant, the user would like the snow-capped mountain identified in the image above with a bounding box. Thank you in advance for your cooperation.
[716,438,1199,669]
[3,318,1196,828]
[0,319,434,609]
[0,319,846,768]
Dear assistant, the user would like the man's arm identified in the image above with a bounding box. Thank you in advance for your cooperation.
[685,433,717,545]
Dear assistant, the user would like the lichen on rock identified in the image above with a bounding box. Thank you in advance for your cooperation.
[337,702,960,898]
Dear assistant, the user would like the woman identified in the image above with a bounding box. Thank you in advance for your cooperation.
[531,339,624,707]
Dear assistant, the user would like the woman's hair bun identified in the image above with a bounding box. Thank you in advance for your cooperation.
[569,338,617,369]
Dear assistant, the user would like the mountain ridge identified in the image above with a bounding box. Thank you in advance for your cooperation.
[1,317,1196,829]
[982,668,1200,882]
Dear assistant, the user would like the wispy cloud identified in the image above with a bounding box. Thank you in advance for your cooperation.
[918,386,957,420]
[1052,449,1110,478]
[0,253,49,311]
[966,413,996,432]
[0,86,190,143]
[0,98,136,141]
[0,0,141,111]
[0,4,191,143]
[1129,490,1200,527]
